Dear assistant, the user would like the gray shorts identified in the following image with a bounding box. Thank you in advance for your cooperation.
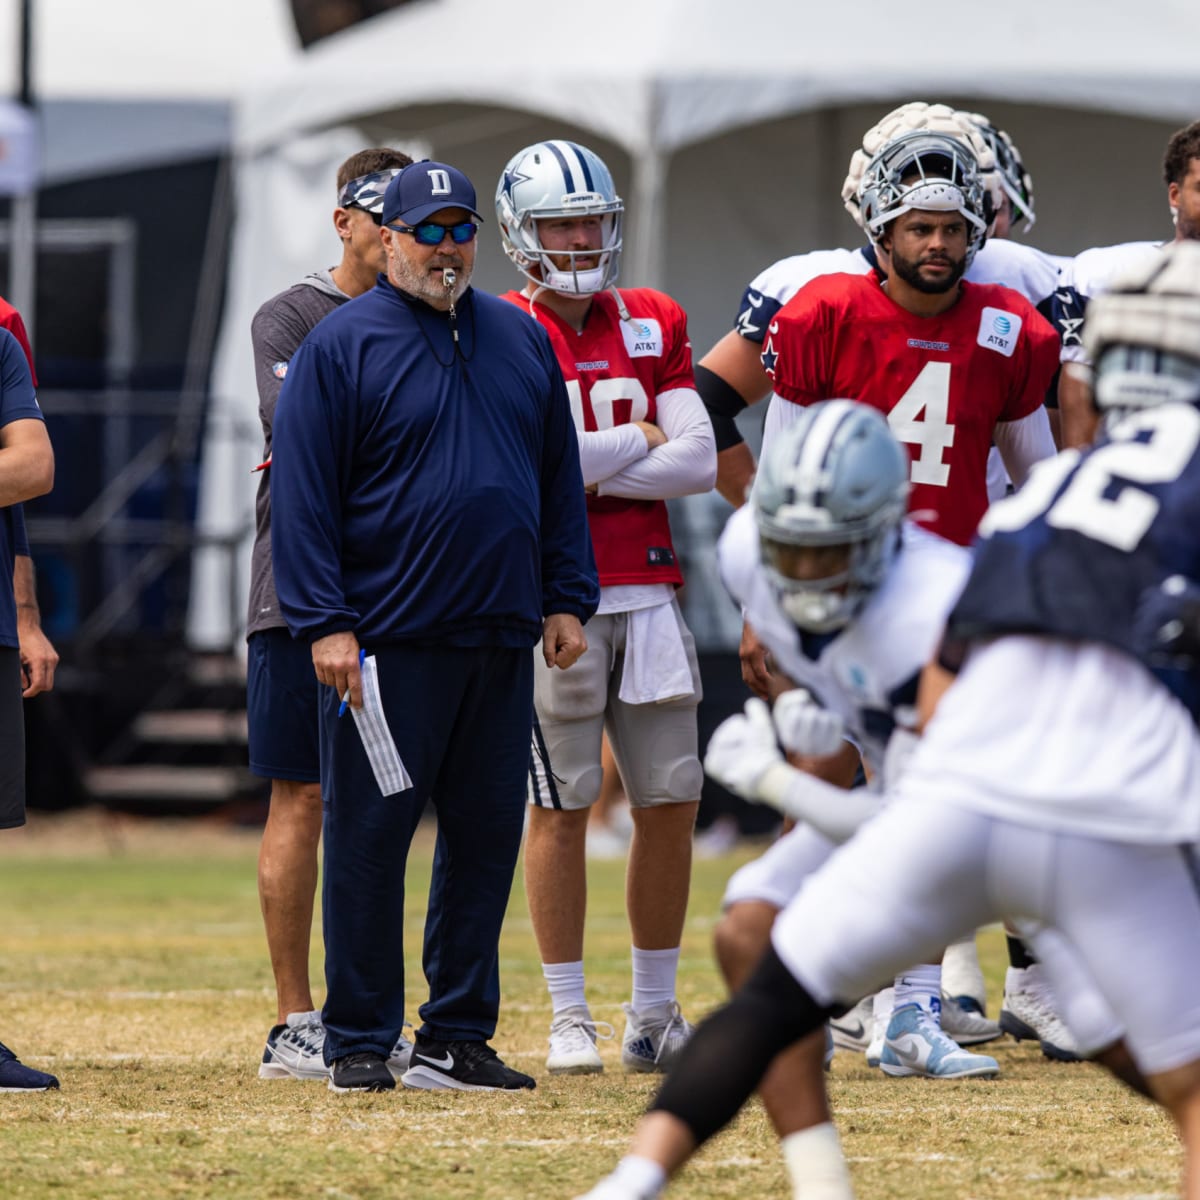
[0,647,26,829]
[528,601,703,811]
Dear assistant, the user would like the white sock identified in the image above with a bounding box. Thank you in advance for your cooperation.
[543,960,588,1016]
[631,946,680,1012]
[606,1155,668,1198]
[781,1123,854,1200]
[872,985,894,1035]
[894,963,941,1022]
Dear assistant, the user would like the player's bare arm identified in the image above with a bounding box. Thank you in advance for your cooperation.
[14,555,58,697]
[0,418,53,507]
[1058,366,1101,448]
[698,331,772,506]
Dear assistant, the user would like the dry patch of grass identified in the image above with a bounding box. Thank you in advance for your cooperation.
[0,811,1181,1199]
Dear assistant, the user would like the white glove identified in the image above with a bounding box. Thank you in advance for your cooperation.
[881,727,920,790]
[703,699,785,800]
[771,688,846,757]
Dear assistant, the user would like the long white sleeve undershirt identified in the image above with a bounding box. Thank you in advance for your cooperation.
[594,387,717,500]
[993,406,1057,487]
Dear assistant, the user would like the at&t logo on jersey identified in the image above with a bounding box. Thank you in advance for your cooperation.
[976,307,1022,358]
[621,318,663,358]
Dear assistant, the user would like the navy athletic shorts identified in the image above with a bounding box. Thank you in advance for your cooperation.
[246,627,321,783]
[0,647,26,829]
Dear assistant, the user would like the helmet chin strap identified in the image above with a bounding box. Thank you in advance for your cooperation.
[543,265,607,296]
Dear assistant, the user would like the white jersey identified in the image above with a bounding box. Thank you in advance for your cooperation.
[734,239,1064,348]
[903,636,1200,844]
[1053,241,1163,365]
[717,508,971,778]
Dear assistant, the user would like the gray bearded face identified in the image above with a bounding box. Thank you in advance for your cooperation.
[383,220,475,311]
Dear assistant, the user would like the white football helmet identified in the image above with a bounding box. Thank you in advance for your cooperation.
[753,401,909,633]
[961,112,1036,232]
[856,130,990,266]
[842,102,998,231]
[496,140,623,296]
[1084,241,1200,418]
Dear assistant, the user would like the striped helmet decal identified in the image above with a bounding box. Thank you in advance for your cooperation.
[544,140,596,196]
[791,400,859,512]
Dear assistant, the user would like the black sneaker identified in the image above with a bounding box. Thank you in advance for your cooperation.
[401,1035,536,1091]
[0,1040,59,1092]
[328,1051,395,1093]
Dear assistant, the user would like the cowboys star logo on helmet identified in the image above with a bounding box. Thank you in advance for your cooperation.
[495,140,623,298]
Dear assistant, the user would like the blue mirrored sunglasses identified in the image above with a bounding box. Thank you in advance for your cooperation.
[387,221,479,246]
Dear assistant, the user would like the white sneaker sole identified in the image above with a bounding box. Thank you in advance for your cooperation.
[547,1057,603,1076]
[258,1060,329,1081]
[880,1060,999,1079]
[400,1065,505,1092]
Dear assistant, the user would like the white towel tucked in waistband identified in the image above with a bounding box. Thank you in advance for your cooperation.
[618,601,695,706]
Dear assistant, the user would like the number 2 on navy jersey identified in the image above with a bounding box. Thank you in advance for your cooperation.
[564,377,648,430]
[980,406,1200,551]
[888,362,955,487]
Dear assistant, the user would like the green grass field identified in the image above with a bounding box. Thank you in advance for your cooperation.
[0,811,1181,1199]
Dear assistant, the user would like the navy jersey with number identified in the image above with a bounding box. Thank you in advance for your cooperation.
[943,404,1200,721]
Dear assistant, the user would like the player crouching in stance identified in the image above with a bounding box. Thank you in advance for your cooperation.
[577,246,1200,1200]
[669,400,994,1200]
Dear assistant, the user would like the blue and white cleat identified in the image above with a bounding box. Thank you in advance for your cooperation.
[879,1003,1000,1078]
[620,1000,693,1073]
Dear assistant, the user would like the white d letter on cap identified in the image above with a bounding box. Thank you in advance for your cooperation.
[428,169,452,195]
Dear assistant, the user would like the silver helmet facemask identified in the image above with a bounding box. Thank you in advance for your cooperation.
[857,130,990,267]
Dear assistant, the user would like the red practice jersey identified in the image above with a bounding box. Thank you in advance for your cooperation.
[501,287,694,587]
[0,296,36,383]
[763,272,1060,546]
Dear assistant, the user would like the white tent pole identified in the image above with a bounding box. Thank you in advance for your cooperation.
[628,144,667,290]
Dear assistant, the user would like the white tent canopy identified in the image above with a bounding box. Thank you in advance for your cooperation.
[239,0,1200,156]
[0,0,298,183]
[192,0,1200,648]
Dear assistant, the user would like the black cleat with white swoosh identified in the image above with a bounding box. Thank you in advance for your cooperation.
[401,1035,536,1091]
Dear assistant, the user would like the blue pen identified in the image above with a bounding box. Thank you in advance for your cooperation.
[338,647,367,717]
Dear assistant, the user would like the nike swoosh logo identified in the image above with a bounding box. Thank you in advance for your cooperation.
[890,1037,925,1065]
[417,1051,454,1069]
[832,1018,864,1039]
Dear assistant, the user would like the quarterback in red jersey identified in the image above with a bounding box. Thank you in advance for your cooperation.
[497,139,716,1079]
[763,130,1059,547]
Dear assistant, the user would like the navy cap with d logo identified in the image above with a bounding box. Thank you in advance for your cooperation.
[381,161,485,227]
